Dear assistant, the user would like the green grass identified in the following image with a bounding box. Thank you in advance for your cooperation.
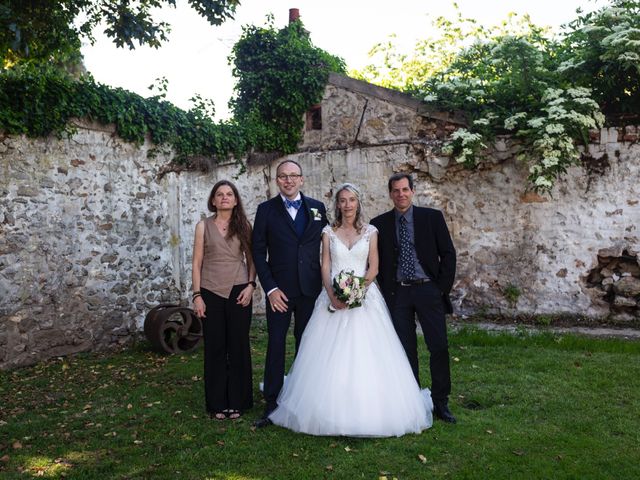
[1,324,639,479]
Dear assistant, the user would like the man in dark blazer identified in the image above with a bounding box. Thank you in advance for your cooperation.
[252,159,328,427]
[371,173,457,423]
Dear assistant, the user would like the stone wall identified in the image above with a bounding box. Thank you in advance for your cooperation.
[0,122,181,369]
[1,90,639,369]
[291,130,640,320]
[435,129,639,320]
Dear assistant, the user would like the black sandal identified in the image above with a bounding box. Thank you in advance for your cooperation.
[227,409,241,420]
[210,411,226,420]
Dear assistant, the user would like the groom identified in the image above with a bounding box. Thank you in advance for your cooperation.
[371,173,457,423]
[252,159,327,427]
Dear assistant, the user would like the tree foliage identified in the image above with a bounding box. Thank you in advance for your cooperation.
[557,0,640,117]
[353,1,638,193]
[0,0,240,67]
[353,9,495,92]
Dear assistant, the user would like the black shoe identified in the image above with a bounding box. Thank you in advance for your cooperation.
[433,402,457,424]
[253,416,273,428]
[253,408,274,429]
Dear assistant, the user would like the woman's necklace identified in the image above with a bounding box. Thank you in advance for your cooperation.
[215,217,230,234]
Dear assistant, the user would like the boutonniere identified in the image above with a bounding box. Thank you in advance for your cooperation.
[310,208,322,221]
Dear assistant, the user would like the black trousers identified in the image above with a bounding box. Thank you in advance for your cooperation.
[262,294,316,413]
[391,281,451,402]
[202,286,253,413]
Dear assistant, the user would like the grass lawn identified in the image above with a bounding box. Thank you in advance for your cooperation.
[1,322,639,479]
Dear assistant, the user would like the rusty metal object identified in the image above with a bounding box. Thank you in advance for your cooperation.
[144,304,202,354]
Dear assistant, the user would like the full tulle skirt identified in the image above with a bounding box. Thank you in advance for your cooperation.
[269,284,433,437]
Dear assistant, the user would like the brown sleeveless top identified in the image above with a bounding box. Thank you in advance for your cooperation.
[200,216,248,299]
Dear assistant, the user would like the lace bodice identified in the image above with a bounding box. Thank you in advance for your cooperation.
[323,224,378,278]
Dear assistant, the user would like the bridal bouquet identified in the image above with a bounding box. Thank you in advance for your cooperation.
[328,269,367,312]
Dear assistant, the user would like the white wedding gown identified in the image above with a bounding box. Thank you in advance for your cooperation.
[269,224,433,437]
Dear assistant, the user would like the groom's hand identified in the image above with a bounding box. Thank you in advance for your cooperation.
[268,289,289,313]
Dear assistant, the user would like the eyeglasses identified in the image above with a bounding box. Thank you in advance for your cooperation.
[276,174,302,181]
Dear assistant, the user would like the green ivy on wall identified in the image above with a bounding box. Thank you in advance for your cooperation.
[230,19,345,153]
[0,19,345,165]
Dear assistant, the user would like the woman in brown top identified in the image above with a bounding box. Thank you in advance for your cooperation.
[192,180,255,420]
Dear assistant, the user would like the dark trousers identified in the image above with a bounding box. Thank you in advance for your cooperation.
[263,294,316,413]
[202,286,253,413]
[392,281,451,402]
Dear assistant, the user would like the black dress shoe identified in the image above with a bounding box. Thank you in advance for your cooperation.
[433,402,457,424]
[253,416,273,428]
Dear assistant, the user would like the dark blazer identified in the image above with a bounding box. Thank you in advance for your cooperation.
[371,206,456,313]
[252,193,327,299]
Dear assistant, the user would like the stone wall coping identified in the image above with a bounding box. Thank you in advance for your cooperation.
[327,73,467,125]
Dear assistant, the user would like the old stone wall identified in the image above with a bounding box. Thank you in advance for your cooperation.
[0,122,181,369]
[290,129,640,320]
[297,78,639,320]
[1,110,639,369]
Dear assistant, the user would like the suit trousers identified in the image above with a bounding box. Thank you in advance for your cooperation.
[202,286,253,413]
[391,281,451,402]
[263,294,316,413]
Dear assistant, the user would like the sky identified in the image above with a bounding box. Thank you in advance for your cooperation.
[81,0,607,120]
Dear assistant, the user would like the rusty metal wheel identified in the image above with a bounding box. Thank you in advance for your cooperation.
[144,304,202,354]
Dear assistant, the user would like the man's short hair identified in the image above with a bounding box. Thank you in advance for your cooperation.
[388,173,414,192]
[276,159,303,175]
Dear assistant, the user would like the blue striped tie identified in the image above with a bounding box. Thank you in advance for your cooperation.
[399,216,415,280]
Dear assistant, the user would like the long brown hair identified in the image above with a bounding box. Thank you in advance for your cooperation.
[207,180,252,255]
[332,183,364,233]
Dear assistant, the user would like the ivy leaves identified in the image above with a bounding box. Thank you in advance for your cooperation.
[0,18,344,166]
[230,19,345,154]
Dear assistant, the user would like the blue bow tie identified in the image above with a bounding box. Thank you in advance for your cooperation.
[285,198,302,210]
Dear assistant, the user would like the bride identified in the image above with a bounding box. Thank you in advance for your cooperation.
[268,183,432,437]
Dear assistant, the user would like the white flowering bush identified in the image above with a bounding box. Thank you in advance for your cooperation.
[558,1,640,116]
[432,52,605,192]
[353,1,638,193]
[506,87,605,190]
[424,33,594,192]
[417,8,621,193]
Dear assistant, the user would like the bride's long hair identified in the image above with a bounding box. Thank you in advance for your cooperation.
[332,183,364,233]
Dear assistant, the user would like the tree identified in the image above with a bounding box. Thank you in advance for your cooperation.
[557,0,640,118]
[0,0,240,67]
[352,8,490,92]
